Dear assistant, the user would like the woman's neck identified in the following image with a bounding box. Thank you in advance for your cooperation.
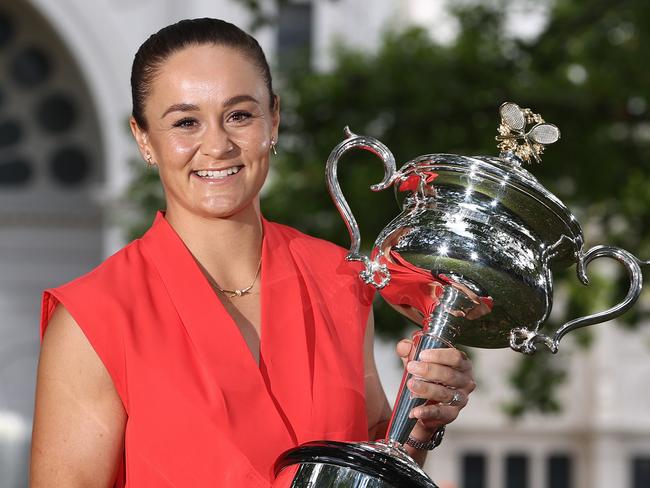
[164,202,264,289]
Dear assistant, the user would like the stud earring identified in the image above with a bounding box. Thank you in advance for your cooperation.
[146,154,155,166]
[270,138,278,156]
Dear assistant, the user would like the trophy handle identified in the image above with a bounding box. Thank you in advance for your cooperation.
[326,127,397,277]
[510,245,647,354]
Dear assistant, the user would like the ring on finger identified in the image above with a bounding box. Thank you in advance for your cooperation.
[442,390,463,407]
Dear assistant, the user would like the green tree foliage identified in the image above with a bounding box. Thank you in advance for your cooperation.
[263,0,650,416]
[124,0,650,416]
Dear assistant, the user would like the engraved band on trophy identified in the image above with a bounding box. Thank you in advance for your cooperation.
[271,103,650,488]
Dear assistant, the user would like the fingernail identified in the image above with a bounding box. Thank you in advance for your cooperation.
[407,361,423,374]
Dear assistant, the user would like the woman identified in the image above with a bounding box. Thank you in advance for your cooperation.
[30,18,476,487]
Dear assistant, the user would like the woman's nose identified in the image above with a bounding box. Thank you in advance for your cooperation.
[201,124,234,158]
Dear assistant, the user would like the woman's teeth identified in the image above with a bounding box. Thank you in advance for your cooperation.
[195,166,241,179]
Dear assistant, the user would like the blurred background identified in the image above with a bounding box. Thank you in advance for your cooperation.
[1,0,650,487]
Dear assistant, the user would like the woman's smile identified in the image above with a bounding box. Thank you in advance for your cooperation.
[191,165,244,182]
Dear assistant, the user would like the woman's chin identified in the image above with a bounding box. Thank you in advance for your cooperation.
[192,201,256,221]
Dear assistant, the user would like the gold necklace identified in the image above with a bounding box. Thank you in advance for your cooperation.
[214,257,262,298]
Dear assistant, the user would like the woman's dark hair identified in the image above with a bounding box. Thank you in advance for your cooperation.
[131,18,276,130]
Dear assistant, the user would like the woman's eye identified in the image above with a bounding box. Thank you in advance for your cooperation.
[172,117,198,128]
[228,111,252,124]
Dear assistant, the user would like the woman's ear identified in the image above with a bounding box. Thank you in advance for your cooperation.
[271,95,281,140]
[130,116,152,163]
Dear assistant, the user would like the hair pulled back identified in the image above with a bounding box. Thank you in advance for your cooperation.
[131,18,276,130]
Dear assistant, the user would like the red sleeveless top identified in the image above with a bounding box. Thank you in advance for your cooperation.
[40,212,374,487]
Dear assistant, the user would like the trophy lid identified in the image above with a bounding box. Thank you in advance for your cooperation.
[395,103,583,268]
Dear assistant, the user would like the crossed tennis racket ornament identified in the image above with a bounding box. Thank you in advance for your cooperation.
[496,101,561,164]
[272,102,649,488]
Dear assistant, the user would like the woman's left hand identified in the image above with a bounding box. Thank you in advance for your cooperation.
[396,339,476,435]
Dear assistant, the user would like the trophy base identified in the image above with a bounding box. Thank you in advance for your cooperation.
[273,440,438,488]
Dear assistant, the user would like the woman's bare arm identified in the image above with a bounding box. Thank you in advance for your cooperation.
[30,305,127,487]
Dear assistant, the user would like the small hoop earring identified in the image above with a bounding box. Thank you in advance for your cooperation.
[270,138,278,156]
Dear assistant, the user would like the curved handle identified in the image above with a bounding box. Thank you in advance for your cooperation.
[325,127,397,264]
[510,245,645,354]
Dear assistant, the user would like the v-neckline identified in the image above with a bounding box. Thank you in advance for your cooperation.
[141,212,314,448]
[182,215,270,372]
[194,229,267,369]
[139,213,269,375]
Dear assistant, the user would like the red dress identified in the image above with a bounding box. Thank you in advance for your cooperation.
[40,212,374,487]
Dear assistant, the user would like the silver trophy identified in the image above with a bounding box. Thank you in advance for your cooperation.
[272,103,649,487]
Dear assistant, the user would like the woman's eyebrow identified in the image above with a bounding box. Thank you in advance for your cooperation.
[160,103,199,119]
[223,95,259,108]
[160,96,259,119]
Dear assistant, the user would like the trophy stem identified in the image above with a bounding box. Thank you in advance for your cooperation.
[385,286,464,445]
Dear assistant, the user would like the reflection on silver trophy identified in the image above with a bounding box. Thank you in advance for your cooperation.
[272,103,650,487]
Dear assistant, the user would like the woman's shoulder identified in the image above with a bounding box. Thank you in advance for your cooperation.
[51,238,146,300]
[39,240,144,408]
[266,220,375,304]
[41,237,148,342]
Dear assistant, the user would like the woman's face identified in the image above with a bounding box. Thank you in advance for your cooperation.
[131,43,279,219]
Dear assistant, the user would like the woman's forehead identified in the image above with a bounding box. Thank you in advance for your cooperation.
[150,44,268,107]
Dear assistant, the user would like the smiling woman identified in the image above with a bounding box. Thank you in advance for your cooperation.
[30,18,476,488]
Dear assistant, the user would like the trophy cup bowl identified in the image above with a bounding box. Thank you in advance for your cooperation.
[271,103,649,487]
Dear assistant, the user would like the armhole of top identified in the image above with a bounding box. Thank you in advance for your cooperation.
[40,289,129,413]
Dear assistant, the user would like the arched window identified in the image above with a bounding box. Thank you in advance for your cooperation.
[0,1,102,211]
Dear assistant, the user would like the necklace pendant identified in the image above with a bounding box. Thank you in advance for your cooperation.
[224,288,247,298]
[216,256,262,298]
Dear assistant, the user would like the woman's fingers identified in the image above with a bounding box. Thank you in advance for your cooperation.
[396,339,413,367]
[419,347,472,372]
[410,403,461,426]
[407,378,467,408]
[406,360,475,390]
[396,338,412,358]
[394,339,476,427]
[407,378,468,407]
[403,346,476,426]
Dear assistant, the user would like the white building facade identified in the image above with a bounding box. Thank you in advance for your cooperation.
[0,1,649,487]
